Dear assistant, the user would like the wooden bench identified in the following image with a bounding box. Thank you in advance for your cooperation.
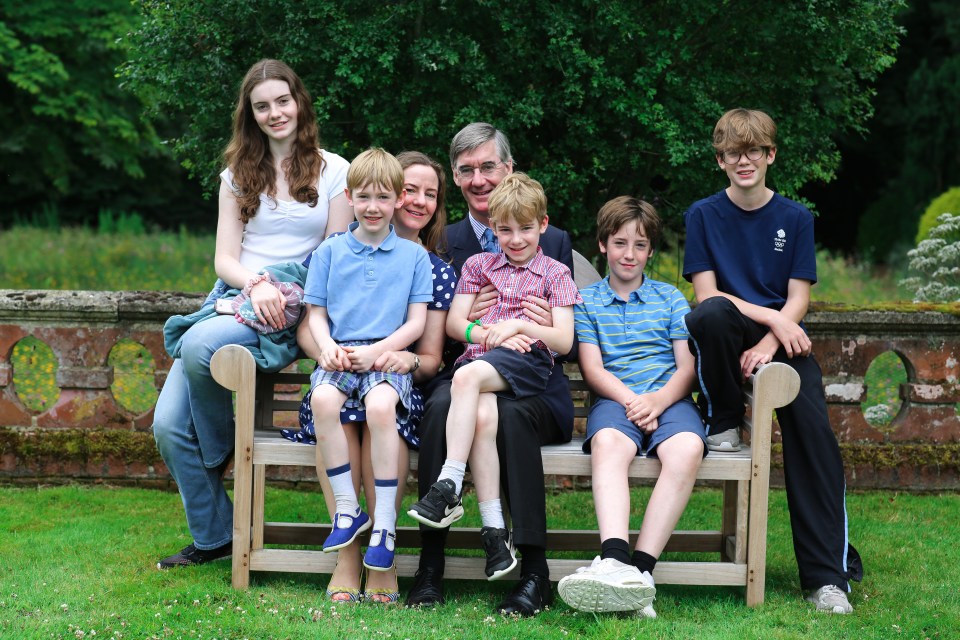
[210,344,800,606]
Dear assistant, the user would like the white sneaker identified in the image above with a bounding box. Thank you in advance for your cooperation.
[558,556,656,613]
[806,585,853,614]
[706,428,741,452]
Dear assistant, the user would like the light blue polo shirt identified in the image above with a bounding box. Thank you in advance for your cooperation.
[574,275,690,395]
[304,222,433,341]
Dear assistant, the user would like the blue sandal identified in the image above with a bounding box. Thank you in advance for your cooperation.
[323,508,371,552]
[363,529,396,571]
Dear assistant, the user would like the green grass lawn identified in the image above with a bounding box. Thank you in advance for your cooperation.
[0,225,909,303]
[1,485,956,639]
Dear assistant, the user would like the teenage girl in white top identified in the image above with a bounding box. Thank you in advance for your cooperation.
[154,59,352,569]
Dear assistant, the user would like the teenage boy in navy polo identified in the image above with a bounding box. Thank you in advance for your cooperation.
[558,197,705,617]
[304,148,433,572]
[408,172,581,581]
[682,108,863,613]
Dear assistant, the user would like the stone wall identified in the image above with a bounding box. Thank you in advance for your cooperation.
[0,290,958,490]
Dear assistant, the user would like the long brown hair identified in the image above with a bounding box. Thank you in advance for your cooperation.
[397,151,448,255]
[223,59,324,223]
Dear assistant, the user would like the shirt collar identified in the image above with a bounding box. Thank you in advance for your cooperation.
[468,213,489,244]
[597,274,650,305]
[489,245,547,274]
[345,221,398,253]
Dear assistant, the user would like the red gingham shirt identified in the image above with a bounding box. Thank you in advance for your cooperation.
[456,247,582,364]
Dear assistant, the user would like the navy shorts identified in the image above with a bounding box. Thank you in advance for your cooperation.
[583,396,706,457]
[454,346,552,400]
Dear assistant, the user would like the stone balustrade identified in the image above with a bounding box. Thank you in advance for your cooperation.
[0,290,958,489]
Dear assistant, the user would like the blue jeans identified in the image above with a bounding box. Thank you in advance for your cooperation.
[153,301,258,550]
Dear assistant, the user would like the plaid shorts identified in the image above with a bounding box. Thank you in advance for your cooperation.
[309,340,415,426]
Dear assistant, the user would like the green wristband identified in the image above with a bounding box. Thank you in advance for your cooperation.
[465,319,482,344]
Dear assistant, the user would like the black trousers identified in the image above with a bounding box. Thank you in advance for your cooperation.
[416,377,564,558]
[685,296,863,591]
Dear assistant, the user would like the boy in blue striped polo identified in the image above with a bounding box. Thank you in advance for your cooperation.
[558,197,706,617]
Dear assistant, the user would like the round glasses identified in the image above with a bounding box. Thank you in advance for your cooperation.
[721,147,767,165]
[455,160,508,180]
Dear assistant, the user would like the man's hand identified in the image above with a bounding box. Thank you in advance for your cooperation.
[520,294,553,327]
[467,284,498,322]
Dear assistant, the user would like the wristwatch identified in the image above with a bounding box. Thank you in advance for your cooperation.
[412,354,421,371]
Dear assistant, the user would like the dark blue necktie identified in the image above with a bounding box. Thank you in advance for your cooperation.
[481,227,500,253]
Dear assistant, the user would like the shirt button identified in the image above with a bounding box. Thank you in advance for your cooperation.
[368,271,373,275]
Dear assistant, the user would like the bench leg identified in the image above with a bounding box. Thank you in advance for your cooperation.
[252,464,266,551]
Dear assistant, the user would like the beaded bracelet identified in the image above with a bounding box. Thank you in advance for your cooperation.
[465,319,483,344]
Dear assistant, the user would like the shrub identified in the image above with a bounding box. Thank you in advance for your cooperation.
[915,186,960,244]
[901,213,960,302]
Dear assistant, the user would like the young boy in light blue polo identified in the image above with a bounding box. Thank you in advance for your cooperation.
[304,148,433,572]
[558,196,705,618]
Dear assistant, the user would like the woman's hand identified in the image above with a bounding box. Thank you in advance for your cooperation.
[374,350,417,374]
[249,280,287,330]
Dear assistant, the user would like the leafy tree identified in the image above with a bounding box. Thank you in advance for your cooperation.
[809,0,960,261]
[0,0,203,227]
[123,0,904,245]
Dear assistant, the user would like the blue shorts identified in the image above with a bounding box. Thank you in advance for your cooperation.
[583,397,706,457]
[454,346,552,400]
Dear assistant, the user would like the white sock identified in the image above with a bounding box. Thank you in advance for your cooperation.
[325,465,359,516]
[373,479,398,535]
[437,459,467,494]
[479,499,505,529]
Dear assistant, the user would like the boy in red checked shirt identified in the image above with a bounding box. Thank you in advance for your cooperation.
[407,172,581,581]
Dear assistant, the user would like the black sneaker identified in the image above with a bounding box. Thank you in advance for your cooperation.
[407,479,464,528]
[157,542,232,569]
[481,526,517,581]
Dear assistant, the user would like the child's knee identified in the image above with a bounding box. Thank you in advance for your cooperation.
[451,362,484,390]
[590,428,633,459]
[310,386,342,419]
[364,396,397,428]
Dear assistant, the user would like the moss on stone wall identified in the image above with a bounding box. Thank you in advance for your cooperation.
[771,443,960,470]
[810,301,960,316]
[1,427,161,465]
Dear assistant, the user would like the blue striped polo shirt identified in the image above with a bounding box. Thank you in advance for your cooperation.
[574,275,691,395]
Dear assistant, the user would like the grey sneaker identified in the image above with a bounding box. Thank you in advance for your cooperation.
[806,585,853,614]
[706,428,741,452]
[558,556,656,613]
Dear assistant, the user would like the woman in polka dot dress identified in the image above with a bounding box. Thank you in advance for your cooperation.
[291,151,456,603]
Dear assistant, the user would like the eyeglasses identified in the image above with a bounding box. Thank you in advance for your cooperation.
[720,147,767,165]
[455,160,509,180]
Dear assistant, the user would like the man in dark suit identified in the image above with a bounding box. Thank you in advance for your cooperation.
[406,122,575,616]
